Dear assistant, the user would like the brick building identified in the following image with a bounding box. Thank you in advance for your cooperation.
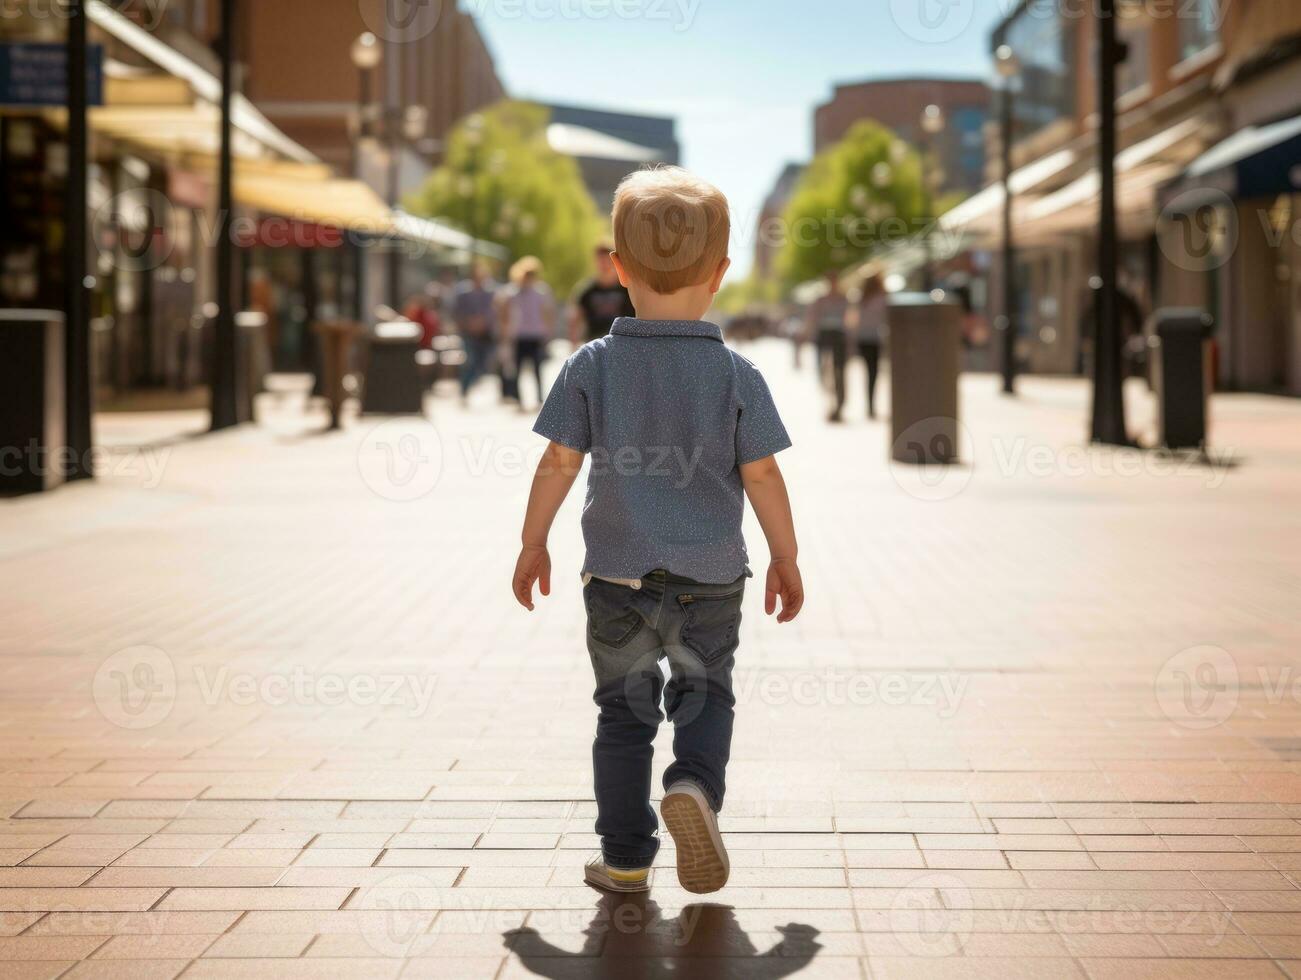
[815,77,991,195]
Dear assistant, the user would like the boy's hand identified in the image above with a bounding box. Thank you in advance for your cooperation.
[764,558,804,623]
[512,545,551,611]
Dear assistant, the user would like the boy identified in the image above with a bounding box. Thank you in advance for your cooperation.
[511,167,803,895]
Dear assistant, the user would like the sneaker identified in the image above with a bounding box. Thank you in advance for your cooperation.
[661,781,729,894]
[583,854,651,893]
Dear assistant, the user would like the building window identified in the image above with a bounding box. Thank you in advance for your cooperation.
[1000,0,1078,138]
[1117,19,1152,96]
[1178,0,1220,61]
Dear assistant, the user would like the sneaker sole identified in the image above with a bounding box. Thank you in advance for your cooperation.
[583,866,650,893]
[661,789,729,894]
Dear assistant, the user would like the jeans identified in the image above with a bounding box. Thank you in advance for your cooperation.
[859,339,882,419]
[584,569,745,869]
[515,337,545,408]
[459,334,494,396]
[816,328,847,418]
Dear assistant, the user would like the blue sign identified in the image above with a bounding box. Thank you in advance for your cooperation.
[0,42,104,108]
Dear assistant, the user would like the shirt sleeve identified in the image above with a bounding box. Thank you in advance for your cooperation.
[533,351,592,453]
[735,359,792,465]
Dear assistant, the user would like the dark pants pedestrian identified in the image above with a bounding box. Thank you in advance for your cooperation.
[816,328,847,421]
[515,337,545,408]
[859,339,882,419]
[459,334,494,397]
[584,570,744,869]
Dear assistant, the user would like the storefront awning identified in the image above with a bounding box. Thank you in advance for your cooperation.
[1173,113,1301,200]
[86,0,316,165]
[1020,116,1210,234]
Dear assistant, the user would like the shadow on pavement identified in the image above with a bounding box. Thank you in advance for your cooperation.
[504,891,821,979]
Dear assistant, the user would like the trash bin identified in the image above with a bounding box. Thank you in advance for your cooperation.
[888,292,962,465]
[0,309,66,494]
[1153,308,1215,451]
[312,320,361,430]
[361,318,425,415]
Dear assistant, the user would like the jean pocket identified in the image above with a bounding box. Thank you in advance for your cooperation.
[676,589,743,666]
[584,580,644,649]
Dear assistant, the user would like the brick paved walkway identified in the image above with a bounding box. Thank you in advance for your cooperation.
[2,340,1300,979]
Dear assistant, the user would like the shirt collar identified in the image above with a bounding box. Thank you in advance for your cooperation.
[610,317,724,342]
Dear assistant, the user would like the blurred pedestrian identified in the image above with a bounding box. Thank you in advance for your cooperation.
[569,241,635,345]
[452,262,500,403]
[403,285,442,350]
[803,270,851,423]
[499,256,558,411]
[851,273,888,420]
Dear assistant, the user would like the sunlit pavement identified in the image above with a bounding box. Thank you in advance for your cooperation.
[2,338,1301,979]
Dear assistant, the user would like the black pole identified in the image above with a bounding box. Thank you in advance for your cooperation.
[385,38,402,310]
[64,0,93,480]
[1090,0,1129,445]
[352,67,370,323]
[921,131,935,292]
[1000,83,1017,395]
[210,0,240,430]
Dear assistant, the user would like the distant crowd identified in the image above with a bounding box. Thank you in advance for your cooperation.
[400,243,634,411]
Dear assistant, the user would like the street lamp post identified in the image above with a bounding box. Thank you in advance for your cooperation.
[350,32,381,323]
[996,44,1021,396]
[919,103,945,291]
[210,0,239,431]
[1091,0,1130,445]
[64,0,92,478]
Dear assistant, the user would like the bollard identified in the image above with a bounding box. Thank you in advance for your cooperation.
[888,292,963,465]
[0,310,67,494]
[1153,308,1215,451]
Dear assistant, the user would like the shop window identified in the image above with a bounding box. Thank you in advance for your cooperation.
[1178,0,1221,61]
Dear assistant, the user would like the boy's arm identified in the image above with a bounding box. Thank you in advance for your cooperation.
[513,441,585,611]
[740,455,803,623]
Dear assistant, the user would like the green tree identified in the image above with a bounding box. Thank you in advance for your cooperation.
[776,121,929,286]
[406,101,605,296]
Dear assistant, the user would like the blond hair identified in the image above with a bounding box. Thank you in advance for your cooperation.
[612,166,730,294]
[509,255,542,285]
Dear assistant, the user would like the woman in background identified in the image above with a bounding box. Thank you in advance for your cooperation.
[850,273,889,420]
[498,256,557,411]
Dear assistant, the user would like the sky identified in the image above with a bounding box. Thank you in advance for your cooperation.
[471,0,1014,277]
